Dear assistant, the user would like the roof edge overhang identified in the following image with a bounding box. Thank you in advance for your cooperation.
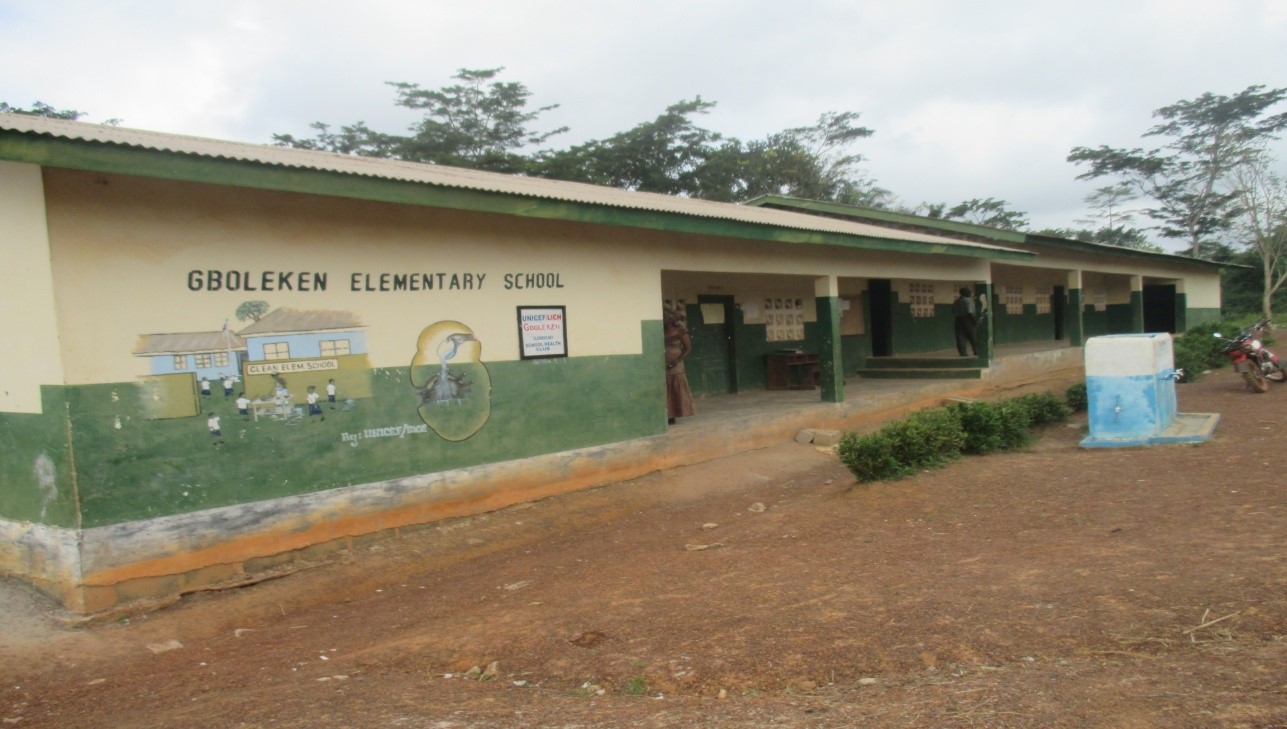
[0,129,1034,263]
[1022,234,1235,270]
[746,194,1030,244]
[749,194,1234,271]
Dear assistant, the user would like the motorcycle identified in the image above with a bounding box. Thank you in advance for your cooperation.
[1214,319,1287,393]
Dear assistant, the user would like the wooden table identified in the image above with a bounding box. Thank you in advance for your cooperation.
[765,352,819,390]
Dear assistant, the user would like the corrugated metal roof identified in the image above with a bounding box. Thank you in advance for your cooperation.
[237,308,365,336]
[133,331,246,356]
[0,113,1025,257]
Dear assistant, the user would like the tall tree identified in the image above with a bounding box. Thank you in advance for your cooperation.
[940,197,1030,230]
[1078,182,1140,231]
[274,69,880,204]
[1068,85,1287,256]
[274,67,568,173]
[0,101,85,120]
[532,98,723,195]
[1037,226,1162,252]
[1228,157,1287,318]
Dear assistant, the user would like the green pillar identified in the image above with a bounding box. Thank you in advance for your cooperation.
[1175,292,1188,333]
[975,281,992,364]
[815,277,844,403]
[1067,288,1085,346]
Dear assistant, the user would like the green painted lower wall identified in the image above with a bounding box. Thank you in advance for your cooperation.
[1186,307,1220,328]
[0,387,78,527]
[1083,304,1136,338]
[890,301,959,354]
[993,305,1058,345]
[841,335,868,374]
[30,321,666,529]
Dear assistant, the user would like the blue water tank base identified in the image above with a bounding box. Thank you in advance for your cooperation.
[1079,333,1218,448]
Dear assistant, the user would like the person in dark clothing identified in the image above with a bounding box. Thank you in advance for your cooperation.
[952,287,979,357]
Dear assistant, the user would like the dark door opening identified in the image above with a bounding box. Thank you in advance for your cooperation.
[868,279,893,357]
[1143,284,1177,333]
[1053,285,1065,340]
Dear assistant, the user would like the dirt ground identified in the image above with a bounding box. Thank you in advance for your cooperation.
[1,368,1284,728]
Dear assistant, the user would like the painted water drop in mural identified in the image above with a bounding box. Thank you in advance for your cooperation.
[410,321,492,441]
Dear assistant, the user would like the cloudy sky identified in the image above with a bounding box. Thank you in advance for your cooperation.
[3,0,1285,249]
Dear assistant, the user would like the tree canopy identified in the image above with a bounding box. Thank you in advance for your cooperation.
[0,101,86,120]
[1068,85,1287,257]
[273,68,887,206]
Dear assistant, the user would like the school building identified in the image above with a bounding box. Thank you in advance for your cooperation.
[0,113,1224,611]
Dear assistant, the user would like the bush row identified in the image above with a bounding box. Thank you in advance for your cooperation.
[837,391,1073,484]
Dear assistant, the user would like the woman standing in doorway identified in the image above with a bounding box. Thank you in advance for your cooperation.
[664,309,695,425]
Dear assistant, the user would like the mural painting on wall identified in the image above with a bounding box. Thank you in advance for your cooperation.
[410,321,492,441]
[132,303,374,424]
[130,303,494,447]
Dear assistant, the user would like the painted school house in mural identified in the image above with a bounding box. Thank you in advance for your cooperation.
[0,113,1227,612]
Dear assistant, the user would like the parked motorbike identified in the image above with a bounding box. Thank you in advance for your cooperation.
[1214,319,1286,393]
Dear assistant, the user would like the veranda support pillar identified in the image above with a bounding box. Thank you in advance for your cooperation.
[815,275,844,403]
[1067,270,1085,346]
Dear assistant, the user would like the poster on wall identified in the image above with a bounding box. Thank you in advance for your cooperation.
[517,306,568,359]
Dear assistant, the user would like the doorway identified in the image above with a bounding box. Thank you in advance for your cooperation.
[688,294,738,395]
[868,279,893,357]
[1143,284,1177,333]
[1053,285,1065,340]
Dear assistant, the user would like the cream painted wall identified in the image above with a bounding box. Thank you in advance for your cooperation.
[0,162,65,412]
[1182,276,1221,309]
[1082,272,1134,306]
[661,271,822,324]
[43,170,660,384]
[1000,246,1222,309]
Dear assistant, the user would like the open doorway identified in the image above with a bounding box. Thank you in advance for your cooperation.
[688,294,737,395]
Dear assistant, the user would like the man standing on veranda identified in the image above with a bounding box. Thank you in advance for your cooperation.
[953,287,979,357]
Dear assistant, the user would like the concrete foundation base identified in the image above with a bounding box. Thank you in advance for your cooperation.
[1080,412,1220,448]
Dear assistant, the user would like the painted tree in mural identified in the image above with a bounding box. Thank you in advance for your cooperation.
[235,300,270,323]
[1068,85,1287,258]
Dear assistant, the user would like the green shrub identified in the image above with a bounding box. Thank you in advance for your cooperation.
[836,431,906,483]
[881,407,966,470]
[993,400,1034,450]
[1010,392,1071,426]
[948,400,1032,454]
[837,394,1064,485]
[1065,382,1087,412]
[1172,321,1227,382]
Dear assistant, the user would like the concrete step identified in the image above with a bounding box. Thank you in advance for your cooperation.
[855,367,983,380]
[864,356,985,369]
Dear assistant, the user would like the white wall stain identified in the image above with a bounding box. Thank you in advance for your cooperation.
[33,451,57,520]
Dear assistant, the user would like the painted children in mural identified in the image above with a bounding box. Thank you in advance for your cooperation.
[223,376,235,398]
[200,377,212,397]
[326,378,337,409]
[207,412,223,446]
[953,287,979,357]
[664,309,695,425]
[236,392,250,421]
[306,386,325,422]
